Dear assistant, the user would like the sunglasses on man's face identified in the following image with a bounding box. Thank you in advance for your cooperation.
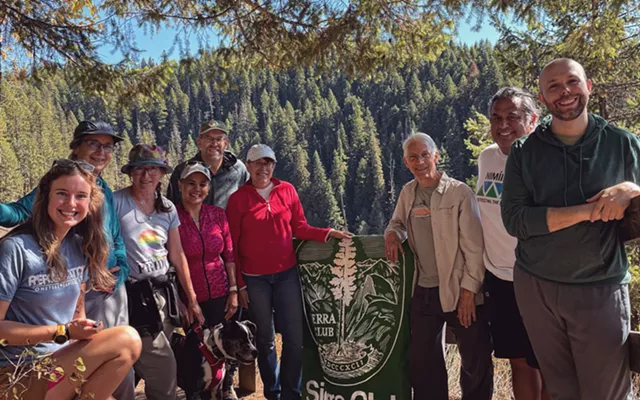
[52,159,96,173]
[185,160,211,169]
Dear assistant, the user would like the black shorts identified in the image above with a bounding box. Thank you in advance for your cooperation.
[484,269,539,368]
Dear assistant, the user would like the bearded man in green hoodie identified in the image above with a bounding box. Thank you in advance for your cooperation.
[501,58,640,400]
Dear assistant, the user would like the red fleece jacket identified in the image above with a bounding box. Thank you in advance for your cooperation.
[226,178,331,288]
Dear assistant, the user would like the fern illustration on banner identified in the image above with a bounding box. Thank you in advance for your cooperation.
[329,238,357,351]
[297,235,414,400]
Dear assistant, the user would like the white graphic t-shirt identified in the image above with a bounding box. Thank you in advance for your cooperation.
[114,188,180,281]
[0,232,88,365]
[476,143,517,281]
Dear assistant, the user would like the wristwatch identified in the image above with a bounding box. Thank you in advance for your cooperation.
[229,285,238,293]
[53,324,70,344]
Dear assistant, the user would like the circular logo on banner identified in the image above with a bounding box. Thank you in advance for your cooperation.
[297,237,407,386]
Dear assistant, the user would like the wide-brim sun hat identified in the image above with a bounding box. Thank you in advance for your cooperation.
[121,144,174,174]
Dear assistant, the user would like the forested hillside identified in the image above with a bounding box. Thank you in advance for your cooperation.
[0,41,506,233]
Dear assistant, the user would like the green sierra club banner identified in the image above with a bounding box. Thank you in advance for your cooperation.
[295,236,415,400]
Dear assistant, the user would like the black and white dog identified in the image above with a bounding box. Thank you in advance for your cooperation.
[175,320,258,400]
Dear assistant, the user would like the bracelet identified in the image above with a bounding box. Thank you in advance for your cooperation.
[229,285,238,292]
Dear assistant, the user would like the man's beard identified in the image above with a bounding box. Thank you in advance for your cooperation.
[205,148,224,161]
[546,94,588,121]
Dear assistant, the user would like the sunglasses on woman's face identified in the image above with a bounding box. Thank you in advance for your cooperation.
[52,159,96,173]
[185,160,211,169]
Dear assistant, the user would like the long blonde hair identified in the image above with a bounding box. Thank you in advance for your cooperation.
[6,162,115,292]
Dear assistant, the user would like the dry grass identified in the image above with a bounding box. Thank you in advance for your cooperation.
[445,345,640,400]
[136,337,640,399]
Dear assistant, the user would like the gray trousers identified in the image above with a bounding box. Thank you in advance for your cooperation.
[409,286,494,400]
[514,267,632,400]
[85,284,136,400]
[133,290,177,400]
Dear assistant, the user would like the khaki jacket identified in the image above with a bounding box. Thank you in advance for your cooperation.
[385,173,485,312]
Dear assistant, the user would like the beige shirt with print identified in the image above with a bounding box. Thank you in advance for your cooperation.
[385,172,485,312]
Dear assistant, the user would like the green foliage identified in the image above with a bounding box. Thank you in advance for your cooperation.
[463,111,492,166]
[1,42,507,234]
[1,0,536,101]
[493,0,640,124]
[0,125,23,202]
[307,151,344,229]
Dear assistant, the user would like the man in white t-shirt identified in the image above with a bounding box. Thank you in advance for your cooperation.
[477,87,550,400]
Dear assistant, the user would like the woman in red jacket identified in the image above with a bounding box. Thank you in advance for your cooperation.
[226,144,351,400]
[176,161,239,399]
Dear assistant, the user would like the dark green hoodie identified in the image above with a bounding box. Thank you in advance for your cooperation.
[501,114,640,285]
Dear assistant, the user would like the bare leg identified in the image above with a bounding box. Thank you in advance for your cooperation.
[45,326,142,400]
[510,358,542,400]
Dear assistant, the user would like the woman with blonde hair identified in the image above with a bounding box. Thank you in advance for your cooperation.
[0,159,142,400]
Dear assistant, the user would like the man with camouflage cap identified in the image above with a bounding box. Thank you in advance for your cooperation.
[167,120,249,210]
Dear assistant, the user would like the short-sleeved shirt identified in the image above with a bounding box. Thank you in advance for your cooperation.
[411,185,439,288]
[0,233,89,365]
[476,144,517,281]
[114,188,180,281]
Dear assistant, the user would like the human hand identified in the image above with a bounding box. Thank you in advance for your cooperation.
[329,229,353,240]
[384,231,404,263]
[239,289,250,309]
[457,289,476,328]
[67,319,103,340]
[108,266,121,274]
[188,301,205,326]
[587,182,640,222]
[225,292,239,320]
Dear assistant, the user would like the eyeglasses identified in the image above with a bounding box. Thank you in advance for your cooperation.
[52,159,96,173]
[131,166,162,176]
[185,160,211,169]
[84,139,115,154]
[199,135,227,144]
[250,159,275,168]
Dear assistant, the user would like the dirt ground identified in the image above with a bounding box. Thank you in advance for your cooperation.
[134,369,266,400]
[134,335,279,400]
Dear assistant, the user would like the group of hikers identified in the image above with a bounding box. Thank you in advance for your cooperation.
[385,57,640,400]
[0,56,636,400]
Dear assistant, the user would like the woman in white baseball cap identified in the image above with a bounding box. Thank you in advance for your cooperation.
[226,144,351,400]
[176,161,241,399]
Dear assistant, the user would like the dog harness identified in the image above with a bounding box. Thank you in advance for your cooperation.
[193,324,226,390]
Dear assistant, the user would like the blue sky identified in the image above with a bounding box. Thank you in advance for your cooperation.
[99,19,500,64]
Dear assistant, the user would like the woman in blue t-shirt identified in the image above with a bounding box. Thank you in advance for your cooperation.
[0,160,142,400]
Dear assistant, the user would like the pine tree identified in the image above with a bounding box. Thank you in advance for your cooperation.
[0,116,24,202]
[330,136,348,229]
[184,135,198,160]
[291,144,311,195]
[167,122,183,167]
[307,151,344,228]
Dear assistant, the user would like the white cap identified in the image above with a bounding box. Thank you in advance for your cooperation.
[247,144,277,163]
[180,162,211,181]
